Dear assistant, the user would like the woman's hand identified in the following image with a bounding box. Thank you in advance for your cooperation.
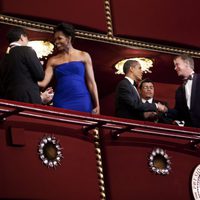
[92,106,100,114]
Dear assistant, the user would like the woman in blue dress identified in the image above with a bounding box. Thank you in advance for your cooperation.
[38,23,100,114]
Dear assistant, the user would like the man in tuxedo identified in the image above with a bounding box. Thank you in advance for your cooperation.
[170,54,200,128]
[0,27,44,104]
[115,60,167,120]
[139,78,173,124]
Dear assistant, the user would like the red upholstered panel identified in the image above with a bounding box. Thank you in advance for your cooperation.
[0,116,100,200]
[1,100,200,200]
[111,0,200,48]
[102,129,199,200]
[1,0,108,32]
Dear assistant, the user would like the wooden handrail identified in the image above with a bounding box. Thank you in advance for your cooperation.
[0,99,199,141]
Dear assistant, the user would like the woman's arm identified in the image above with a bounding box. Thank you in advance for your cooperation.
[84,52,100,114]
[38,58,54,88]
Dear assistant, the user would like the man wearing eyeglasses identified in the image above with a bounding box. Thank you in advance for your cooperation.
[139,78,172,124]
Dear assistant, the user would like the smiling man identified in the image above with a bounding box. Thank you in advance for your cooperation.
[170,54,200,128]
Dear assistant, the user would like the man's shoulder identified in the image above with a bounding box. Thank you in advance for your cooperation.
[11,46,37,58]
[117,78,130,87]
[12,46,34,52]
[120,78,130,84]
[195,73,200,80]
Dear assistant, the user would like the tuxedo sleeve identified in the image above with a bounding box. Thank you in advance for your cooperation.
[166,88,184,120]
[25,47,44,81]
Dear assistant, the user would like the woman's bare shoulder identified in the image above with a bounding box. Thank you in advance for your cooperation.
[74,49,89,56]
[47,54,62,66]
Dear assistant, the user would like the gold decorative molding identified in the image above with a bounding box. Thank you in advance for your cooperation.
[1,14,200,58]
[104,0,113,37]
[93,129,106,200]
[0,14,54,33]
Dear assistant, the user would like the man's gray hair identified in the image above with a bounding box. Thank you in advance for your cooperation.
[174,54,194,70]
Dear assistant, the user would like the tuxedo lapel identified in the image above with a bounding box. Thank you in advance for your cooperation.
[181,85,187,104]
[190,74,197,109]
[125,78,140,99]
[132,83,140,99]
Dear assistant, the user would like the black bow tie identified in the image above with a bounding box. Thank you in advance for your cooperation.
[183,74,193,85]
[133,81,138,88]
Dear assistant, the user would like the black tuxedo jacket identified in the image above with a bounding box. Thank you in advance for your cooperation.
[0,46,44,104]
[170,73,200,128]
[115,78,157,120]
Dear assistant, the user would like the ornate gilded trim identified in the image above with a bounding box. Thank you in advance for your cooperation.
[0,14,54,33]
[104,0,113,37]
[1,14,200,57]
[93,129,106,200]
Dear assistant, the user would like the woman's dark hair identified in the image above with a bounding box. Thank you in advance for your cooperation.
[54,23,75,41]
[7,27,27,43]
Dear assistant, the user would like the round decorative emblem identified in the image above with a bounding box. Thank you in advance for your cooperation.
[38,135,63,168]
[148,148,171,175]
[191,164,200,200]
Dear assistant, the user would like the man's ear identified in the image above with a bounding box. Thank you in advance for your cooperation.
[20,34,23,40]
[19,35,24,43]
[130,66,134,72]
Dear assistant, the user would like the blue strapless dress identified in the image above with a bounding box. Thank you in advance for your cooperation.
[53,61,93,113]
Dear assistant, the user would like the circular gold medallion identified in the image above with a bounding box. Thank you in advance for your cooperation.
[38,135,63,168]
[148,148,171,175]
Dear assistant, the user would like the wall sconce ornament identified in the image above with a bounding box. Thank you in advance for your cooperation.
[38,135,63,168]
[148,148,171,175]
[115,57,153,74]
[28,40,54,59]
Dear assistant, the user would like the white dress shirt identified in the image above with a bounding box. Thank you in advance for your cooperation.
[6,42,21,53]
[141,98,153,104]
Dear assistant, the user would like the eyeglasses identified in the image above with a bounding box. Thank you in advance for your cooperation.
[142,86,154,90]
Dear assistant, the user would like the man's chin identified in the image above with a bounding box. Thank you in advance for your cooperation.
[137,76,142,81]
[177,72,183,77]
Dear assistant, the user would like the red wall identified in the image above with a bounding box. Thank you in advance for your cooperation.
[2,0,200,48]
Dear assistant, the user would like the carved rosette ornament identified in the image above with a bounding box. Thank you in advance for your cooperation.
[38,135,63,168]
[148,148,171,175]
